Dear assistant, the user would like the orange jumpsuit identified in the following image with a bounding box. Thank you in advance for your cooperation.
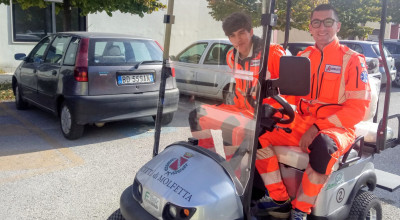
[189,36,285,160]
[255,39,371,213]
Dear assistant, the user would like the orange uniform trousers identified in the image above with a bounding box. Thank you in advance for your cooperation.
[256,113,355,214]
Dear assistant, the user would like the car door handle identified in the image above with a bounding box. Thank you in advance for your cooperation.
[51,70,57,75]
[33,69,37,73]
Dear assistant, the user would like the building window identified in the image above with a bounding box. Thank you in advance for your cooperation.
[11,3,86,42]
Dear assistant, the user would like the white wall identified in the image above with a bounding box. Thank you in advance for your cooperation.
[0,4,37,73]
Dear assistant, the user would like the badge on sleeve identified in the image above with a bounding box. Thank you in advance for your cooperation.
[360,71,368,83]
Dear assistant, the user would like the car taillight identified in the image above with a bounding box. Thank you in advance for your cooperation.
[74,38,89,82]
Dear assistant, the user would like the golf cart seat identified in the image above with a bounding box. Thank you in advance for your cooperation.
[274,77,394,171]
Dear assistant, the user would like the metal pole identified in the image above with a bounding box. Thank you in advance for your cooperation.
[52,2,56,33]
[153,0,174,157]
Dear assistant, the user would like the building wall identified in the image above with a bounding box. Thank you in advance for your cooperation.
[0,4,37,72]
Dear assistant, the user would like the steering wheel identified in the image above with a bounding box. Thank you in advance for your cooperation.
[270,95,295,124]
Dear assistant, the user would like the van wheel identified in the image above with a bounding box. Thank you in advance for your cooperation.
[393,71,400,87]
[15,84,28,110]
[152,112,174,125]
[60,102,84,140]
[348,191,382,220]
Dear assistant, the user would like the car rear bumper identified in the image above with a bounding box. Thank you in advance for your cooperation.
[65,88,179,124]
[120,185,157,220]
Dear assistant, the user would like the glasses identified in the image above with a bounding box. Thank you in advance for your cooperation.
[310,18,337,28]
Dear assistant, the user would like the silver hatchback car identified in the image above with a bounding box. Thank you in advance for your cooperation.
[13,32,179,139]
[171,39,234,103]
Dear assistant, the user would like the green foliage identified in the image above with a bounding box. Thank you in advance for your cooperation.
[0,0,166,18]
[206,0,399,40]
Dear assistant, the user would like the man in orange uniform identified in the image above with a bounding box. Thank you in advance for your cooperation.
[254,4,371,220]
[189,12,285,160]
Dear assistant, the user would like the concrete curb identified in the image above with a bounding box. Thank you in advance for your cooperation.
[0,73,13,83]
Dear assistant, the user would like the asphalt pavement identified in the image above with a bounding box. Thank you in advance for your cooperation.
[0,87,400,219]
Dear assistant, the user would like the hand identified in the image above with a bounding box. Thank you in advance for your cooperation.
[299,125,319,153]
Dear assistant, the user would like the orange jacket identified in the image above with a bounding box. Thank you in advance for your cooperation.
[226,36,285,112]
[297,39,371,132]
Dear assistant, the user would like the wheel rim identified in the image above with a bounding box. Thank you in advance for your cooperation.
[366,207,377,220]
[395,72,400,86]
[61,105,72,134]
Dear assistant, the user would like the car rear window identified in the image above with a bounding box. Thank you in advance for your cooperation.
[88,38,162,66]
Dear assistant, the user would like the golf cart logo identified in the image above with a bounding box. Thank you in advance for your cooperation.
[326,171,345,191]
[325,64,341,74]
[164,153,193,175]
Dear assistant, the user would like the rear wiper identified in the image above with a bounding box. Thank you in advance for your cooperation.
[135,60,162,68]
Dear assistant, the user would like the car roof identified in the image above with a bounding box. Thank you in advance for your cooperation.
[56,31,151,40]
[339,40,378,45]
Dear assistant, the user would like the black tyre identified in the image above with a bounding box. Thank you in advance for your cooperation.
[152,112,174,125]
[14,84,28,110]
[107,209,125,220]
[348,191,382,220]
[393,71,400,87]
[60,101,84,140]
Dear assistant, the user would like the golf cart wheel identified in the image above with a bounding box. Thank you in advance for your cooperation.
[60,101,84,140]
[15,84,28,110]
[393,71,400,87]
[108,209,125,220]
[348,191,382,220]
[152,112,174,125]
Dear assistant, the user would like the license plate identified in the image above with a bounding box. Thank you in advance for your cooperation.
[117,74,154,85]
[143,190,160,211]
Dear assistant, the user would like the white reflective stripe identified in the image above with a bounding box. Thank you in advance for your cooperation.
[260,170,283,185]
[327,114,344,128]
[338,50,354,104]
[299,51,311,58]
[345,90,371,101]
[233,69,254,80]
[304,166,329,185]
[256,147,276,160]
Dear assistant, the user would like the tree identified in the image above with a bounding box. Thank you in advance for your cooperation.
[206,0,399,40]
[0,0,166,31]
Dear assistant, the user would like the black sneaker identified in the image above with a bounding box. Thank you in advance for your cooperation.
[254,194,291,219]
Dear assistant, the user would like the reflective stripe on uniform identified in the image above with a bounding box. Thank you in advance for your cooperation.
[345,90,371,100]
[327,114,344,128]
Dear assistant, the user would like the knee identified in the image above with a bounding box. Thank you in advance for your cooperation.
[308,134,338,174]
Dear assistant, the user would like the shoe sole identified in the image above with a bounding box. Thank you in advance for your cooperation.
[256,210,290,219]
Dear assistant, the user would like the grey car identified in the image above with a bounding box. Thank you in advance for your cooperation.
[171,39,234,103]
[383,39,400,87]
[12,32,179,139]
[340,40,397,85]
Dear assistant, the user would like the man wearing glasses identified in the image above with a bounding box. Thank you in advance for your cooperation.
[254,4,371,220]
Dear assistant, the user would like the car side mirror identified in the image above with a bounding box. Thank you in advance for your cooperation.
[273,56,310,96]
[14,53,27,61]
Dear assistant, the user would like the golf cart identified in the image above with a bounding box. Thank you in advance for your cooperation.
[116,0,400,219]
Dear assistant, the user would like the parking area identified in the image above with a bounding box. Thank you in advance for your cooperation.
[1,89,400,219]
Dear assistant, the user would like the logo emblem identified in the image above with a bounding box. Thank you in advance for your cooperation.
[360,71,368,83]
[325,64,341,74]
[164,153,193,175]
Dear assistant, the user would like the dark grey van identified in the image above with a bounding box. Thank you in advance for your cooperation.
[12,32,179,140]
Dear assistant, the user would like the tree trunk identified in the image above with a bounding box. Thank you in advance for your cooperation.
[63,0,72,31]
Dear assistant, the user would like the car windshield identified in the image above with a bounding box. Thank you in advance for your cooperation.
[88,38,163,66]
[160,2,268,194]
[372,44,391,57]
